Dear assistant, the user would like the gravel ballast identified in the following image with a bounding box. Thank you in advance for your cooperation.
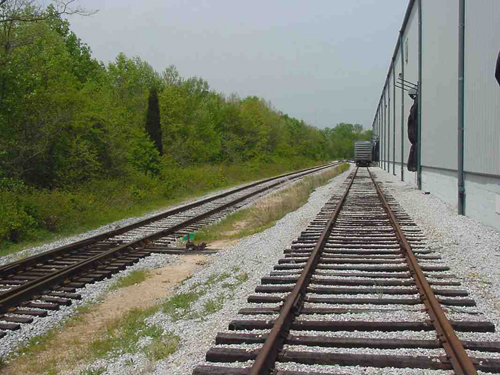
[4,165,500,374]
[72,165,354,375]
[87,166,499,375]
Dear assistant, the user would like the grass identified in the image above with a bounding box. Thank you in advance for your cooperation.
[8,300,103,374]
[85,269,247,363]
[108,270,149,291]
[202,293,226,315]
[15,328,59,359]
[162,291,204,321]
[80,368,106,375]
[163,269,249,321]
[144,332,181,361]
[0,357,7,371]
[194,163,349,242]
[87,305,180,362]
[1,163,343,371]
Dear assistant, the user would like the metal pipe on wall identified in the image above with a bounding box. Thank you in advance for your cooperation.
[417,0,423,190]
[376,110,379,166]
[384,90,391,172]
[393,64,396,175]
[382,95,385,170]
[400,32,405,182]
[379,104,382,167]
[383,101,386,170]
[378,106,381,167]
[458,0,465,215]
[387,87,391,174]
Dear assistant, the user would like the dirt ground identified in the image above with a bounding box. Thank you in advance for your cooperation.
[3,254,210,375]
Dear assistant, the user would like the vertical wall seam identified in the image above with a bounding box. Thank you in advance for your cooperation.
[458,0,466,215]
[393,63,396,175]
[384,89,387,171]
[400,32,405,181]
[417,0,423,189]
[387,88,389,171]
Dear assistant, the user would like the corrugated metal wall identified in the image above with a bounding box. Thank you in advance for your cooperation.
[402,6,418,171]
[384,88,389,170]
[464,1,500,176]
[372,0,500,229]
[420,0,459,171]
[394,55,403,164]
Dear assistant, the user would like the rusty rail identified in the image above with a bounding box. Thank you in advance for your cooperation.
[249,167,359,374]
[368,168,477,375]
[0,162,338,276]
[0,162,343,315]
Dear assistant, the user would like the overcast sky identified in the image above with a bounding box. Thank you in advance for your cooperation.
[68,0,409,130]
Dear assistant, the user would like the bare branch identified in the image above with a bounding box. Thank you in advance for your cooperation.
[0,0,98,24]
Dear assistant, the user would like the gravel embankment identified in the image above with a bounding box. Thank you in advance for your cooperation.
[6,164,500,375]
[73,166,354,374]
[75,165,500,375]
[0,165,344,365]
[371,168,500,338]
[0,253,182,359]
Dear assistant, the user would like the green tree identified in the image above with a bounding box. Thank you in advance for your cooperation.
[145,88,162,155]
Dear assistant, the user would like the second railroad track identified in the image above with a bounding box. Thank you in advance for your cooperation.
[0,162,341,338]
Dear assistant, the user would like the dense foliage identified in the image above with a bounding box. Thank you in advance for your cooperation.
[0,1,372,249]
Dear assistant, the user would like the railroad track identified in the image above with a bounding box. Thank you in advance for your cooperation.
[0,162,341,339]
[194,167,500,375]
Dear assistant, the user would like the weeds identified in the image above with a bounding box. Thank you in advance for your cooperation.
[162,291,204,321]
[87,305,180,362]
[0,356,7,370]
[80,367,106,375]
[144,332,180,361]
[1,159,324,257]
[163,269,250,322]
[195,163,349,242]
[202,293,226,315]
[109,270,149,291]
[16,329,58,359]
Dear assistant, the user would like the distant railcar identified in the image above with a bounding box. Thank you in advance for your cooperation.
[354,140,373,167]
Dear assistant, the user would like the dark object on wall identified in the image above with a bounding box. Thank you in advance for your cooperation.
[407,91,418,172]
[496,50,500,88]
[372,140,380,162]
[408,144,417,172]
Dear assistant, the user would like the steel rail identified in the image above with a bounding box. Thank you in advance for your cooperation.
[249,167,359,374]
[0,162,338,277]
[368,167,477,375]
[0,163,343,314]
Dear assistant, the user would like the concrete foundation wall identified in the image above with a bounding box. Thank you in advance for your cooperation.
[421,167,458,209]
[464,173,500,230]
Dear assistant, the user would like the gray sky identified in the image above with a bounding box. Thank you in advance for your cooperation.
[68,0,408,130]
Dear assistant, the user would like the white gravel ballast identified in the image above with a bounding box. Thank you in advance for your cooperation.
[73,165,354,375]
[5,164,500,375]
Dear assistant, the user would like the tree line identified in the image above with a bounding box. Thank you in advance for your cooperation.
[0,1,372,191]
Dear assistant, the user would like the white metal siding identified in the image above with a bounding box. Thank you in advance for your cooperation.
[420,0,459,170]
[464,1,500,176]
[394,55,403,163]
[402,6,419,173]
[384,88,389,169]
[389,68,395,172]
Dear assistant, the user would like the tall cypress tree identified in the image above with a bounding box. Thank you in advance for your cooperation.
[145,88,163,155]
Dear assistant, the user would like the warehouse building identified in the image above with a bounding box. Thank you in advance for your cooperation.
[373,0,500,230]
